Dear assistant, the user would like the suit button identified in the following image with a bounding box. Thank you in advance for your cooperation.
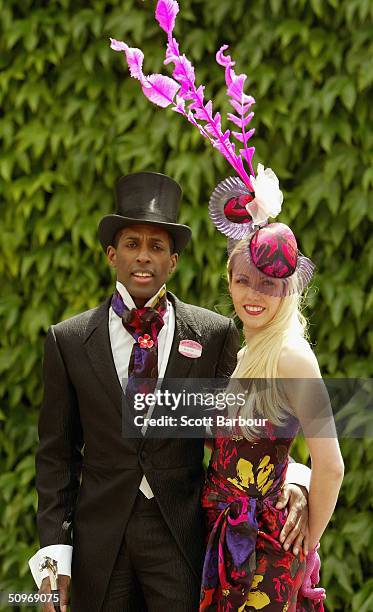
[140,451,147,462]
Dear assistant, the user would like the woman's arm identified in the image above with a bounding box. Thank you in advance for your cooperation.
[304,435,344,549]
[278,341,344,550]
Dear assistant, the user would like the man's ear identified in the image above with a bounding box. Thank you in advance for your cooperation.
[169,253,178,274]
[106,245,117,268]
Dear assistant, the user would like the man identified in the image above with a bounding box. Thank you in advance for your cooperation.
[29,172,310,611]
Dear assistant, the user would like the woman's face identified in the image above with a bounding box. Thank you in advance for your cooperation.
[229,264,282,334]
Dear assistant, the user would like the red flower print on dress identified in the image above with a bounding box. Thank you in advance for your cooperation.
[138,334,154,349]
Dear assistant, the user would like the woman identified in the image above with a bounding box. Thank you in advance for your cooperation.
[111,6,344,607]
[200,224,344,611]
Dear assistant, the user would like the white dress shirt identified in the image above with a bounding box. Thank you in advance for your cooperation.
[109,281,175,497]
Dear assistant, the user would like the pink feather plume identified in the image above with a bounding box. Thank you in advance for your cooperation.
[155,0,179,36]
[110,2,256,188]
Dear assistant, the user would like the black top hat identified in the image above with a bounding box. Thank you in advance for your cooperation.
[98,172,192,253]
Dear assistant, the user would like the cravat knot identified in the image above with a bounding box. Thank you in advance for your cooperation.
[111,288,167,345]
[121,306,165,346]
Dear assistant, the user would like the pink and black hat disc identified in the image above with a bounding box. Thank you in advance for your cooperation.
[209,176,257,239]
[224,195,254,224]
[250,223,298,278]
[230,223,315,297]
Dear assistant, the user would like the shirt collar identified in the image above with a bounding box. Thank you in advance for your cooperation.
[115,281,168,310]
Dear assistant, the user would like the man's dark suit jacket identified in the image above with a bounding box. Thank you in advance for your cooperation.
[36,291,240,611]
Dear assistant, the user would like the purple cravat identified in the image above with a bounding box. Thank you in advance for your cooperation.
[111,287,167,402]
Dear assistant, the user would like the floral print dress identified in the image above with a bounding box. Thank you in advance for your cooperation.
[200,419,325,612]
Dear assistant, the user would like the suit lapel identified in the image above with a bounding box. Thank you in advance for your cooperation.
[163,292,202,381]
[84,297,124,417]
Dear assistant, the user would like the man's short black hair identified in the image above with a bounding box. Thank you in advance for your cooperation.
[112,227,175,254]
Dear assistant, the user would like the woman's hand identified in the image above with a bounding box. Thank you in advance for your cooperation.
[276,483,309,555]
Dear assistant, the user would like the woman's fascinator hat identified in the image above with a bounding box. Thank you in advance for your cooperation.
[227,224,315,298]
[110,0,315,297]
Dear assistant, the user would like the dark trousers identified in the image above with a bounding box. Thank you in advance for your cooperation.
[101,492,200,611]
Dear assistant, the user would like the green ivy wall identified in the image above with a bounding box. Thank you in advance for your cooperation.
[0,0,372,610]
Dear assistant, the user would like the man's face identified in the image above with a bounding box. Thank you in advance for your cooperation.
[106,224,178,306]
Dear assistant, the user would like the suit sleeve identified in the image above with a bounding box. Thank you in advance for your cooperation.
[36,326,83,547]
[286,458,311,490]
[215,319,241,378]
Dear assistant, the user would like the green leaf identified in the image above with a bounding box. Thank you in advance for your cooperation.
[341,81,356,110]
[330,294,347,327]
[310,0,323,17]
[349,288,364,318]
[348,191,368,230]
[276,20,309,47]
[0,153,15,181]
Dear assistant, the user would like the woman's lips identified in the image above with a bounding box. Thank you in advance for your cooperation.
[243,304,265,316]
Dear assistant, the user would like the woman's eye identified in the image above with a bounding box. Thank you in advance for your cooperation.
[261,279,275,287]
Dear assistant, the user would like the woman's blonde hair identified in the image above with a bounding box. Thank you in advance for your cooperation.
[226,239,309,438]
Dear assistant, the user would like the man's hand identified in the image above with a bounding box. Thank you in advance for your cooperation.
[39,574,70,612]
[276,483,309,556]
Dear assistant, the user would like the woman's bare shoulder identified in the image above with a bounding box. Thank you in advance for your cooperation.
[278,336,321,378]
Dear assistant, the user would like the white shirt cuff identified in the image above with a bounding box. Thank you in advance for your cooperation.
[29,545,72,588]
[286,462,311,491]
